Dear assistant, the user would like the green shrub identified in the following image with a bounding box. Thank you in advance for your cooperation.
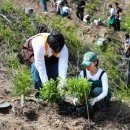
[86,0,100,14]
[39,79,61,103]
[13,66,32,97]
[122,11,130,32]
[66,77,91,103]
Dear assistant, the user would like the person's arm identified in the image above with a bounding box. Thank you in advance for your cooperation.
[109,8,114,19]
[118,8,122,20]
[58,45,68,80]
[96,72,108,101]
[79,70,84,78]
[32,36,48,84]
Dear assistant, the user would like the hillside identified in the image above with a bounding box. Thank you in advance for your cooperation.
[0,0,130,130]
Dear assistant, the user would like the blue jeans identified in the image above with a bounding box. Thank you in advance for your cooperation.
[31,63,58,90]
[92,87,112,111]
[42,0,48,12]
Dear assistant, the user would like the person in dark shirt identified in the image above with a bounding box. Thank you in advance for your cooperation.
[115,2,122,31]
[76,0,85,21]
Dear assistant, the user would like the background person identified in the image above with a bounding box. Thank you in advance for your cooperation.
[76,0,85,21]
[115,2,122,31]
[108,4,116,30]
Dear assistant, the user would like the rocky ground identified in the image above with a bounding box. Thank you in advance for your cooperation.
[0,0,130,130]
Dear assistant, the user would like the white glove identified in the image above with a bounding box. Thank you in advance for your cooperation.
[57,79,66,91]
[73,97,79,105]
[57,79,66,97]
[119,17,121,20]
[88,98,98,106]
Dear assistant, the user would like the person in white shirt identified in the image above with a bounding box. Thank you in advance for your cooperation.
[83,14,91,24]
[124,33,130,57]
[108,4,116,30]
[21,31,69,99]
[60,5,72,18]
[55,0,68,14]
[109,4,115,18]
[79,51,111,111]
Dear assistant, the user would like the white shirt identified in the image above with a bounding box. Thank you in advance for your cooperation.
[124,38,130,51]
[62,6,71,13]
[126,38,130,44]
[79,68,109,101]
[83,14,90,22]
[56,0,63,12]
[31,33,69,84]
[109,8,115,16]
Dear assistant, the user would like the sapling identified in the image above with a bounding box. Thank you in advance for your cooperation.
[39,79,63,104]
[13,66,32,107]
[66,77,91,104]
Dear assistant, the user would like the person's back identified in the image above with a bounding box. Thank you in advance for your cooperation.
[60,5,71,18]
[19,31,69,100]
[83,14,91,23]
[62,6,71,13]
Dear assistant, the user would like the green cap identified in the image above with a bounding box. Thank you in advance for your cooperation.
[81,51,97,68]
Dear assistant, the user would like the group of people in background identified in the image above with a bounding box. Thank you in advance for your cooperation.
[108,2,122,31]
[31,0,123,31]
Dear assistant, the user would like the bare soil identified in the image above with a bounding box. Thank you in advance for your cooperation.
[1,0,130,130]
[0,71,130,130]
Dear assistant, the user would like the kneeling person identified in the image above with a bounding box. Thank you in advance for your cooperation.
[80,51,111,111]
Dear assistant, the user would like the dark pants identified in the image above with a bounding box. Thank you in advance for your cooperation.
[92,87,111,111]
[31,62,58,90]
[76,10,84,21]
[41,0,48,12]
[115,19,120,31]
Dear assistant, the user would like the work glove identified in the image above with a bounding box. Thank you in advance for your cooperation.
[73,97,79,105]
[57,78,66,91]
[88,98,98,106]
[57,78,66,98]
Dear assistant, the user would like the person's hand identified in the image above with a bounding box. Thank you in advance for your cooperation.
[108,17,110,20]
[57,79,66,91]
[57,78,66,98]
[88,98,98,106]
[73,97,79,105]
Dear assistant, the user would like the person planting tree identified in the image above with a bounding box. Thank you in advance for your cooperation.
[78,51,111,112]
[19,31,68,101]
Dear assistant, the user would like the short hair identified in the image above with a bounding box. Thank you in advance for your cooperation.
[47,31,65,53]
[109,4,112,8]
[37,24,48,33]
[115,2,119,6]
[125,33,130,39]
[94,59,99,67]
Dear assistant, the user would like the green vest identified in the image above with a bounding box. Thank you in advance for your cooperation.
[83,69,105,90]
